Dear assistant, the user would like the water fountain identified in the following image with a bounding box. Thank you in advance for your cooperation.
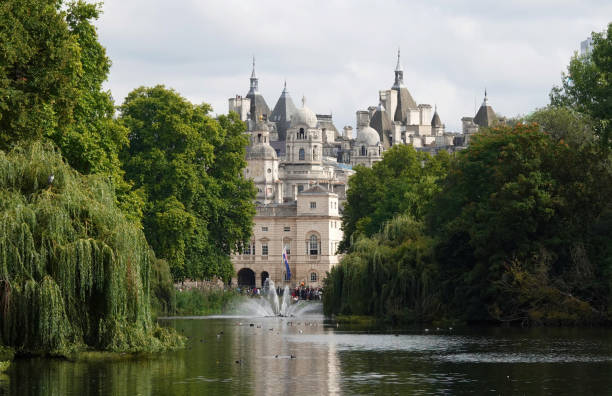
[234,279,321,317]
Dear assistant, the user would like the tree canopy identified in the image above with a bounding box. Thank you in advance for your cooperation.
[551,23,612,149]
[0,142,182,356]
[0,0,139,220]
[339,145,449,252]
[119,86,255,281]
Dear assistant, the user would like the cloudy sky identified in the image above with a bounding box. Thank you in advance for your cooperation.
[95,0,611,132]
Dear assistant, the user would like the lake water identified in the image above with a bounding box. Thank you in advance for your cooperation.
[3,302,612,395]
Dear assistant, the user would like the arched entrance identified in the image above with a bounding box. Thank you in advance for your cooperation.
[237,268,255,288]
[261,271,269,287]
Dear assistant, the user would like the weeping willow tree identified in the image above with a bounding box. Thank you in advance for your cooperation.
[0,142,183,356]
[324,215,441,323]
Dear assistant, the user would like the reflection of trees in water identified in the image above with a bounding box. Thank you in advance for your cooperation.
[8,356,187,396]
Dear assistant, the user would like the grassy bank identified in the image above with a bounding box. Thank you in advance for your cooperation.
[173,289,242,316]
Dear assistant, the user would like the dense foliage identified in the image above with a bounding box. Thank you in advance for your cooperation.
[0,0,139,218]
[0,0,255,355]
[119,86,256,281]
[339,145,449,252]
[0,143,183,355]
[325,216,440,322]
[327,121,612,325]
[551,22,612,149]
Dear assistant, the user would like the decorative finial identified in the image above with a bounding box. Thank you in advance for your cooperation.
[302,96,306,107]
[396,47,401,71]
[284,79,287,90]
[251,55,256,78]
[435,104,437,113]
[483,88,488,105]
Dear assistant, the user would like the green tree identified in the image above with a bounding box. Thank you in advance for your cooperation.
[0,0,80,146]
[0,0,140,220]
[0,142,182,355]
[551,23,612,149]
[525,105,595,147]
[119,86,255,281]
[340,145,449,251]
[430,123,612,324]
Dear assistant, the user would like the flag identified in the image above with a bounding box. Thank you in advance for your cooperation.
[282,247,291,280]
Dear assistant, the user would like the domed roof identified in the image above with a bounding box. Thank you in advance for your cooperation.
[254,119,270,132]
[290,97,318,128]
[356,126,380,146]
[247,143,277,160]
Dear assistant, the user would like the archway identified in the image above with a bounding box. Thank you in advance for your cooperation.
[237,268,255,288]
[261,271,269,288]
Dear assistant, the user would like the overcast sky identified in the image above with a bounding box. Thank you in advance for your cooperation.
[96,0,611,132]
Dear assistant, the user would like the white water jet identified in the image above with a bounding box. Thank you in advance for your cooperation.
[233,279,320,317]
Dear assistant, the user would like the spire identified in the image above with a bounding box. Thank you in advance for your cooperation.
[393,49,404,88]
[302,96,306,107]
[249,56,258,93]
[395,48,401,71]
[483,88,488,105]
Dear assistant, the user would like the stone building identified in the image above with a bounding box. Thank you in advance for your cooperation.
[229,65,352,288]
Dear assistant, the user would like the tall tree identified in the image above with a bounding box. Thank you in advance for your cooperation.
[119,86,255,281]
[430,123,612,323]
[551,23,612,149]
[339,145,449,252]
[0,0,139,220]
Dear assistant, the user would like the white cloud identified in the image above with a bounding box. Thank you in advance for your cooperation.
[96,0,612,131]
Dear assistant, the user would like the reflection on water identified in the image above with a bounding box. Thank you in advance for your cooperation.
[3,305,612,395]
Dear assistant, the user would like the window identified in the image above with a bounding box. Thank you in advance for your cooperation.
[298,185,304,193]
[284,226,291,232]
[267,168,271,173]
[361,145,366,156]
[310,202,316,209]
[298,128,305,139]
[309,235,318,255]
[262,226,268,232]
[284,271,290,281]
[311,272,318,282]
[243,243,251,255]
[299,148,305,160]
[284,242,291,256]
[262,244,268,256]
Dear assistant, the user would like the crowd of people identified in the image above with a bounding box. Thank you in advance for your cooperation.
[235,284,323,301]
[290,286,322,301]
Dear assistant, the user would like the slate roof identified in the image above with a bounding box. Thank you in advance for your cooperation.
[299,185,334,195]
[473,104,497,127]
[270,83,297,141]
[393,86,418,122]
[473,91,497,127]
[246,92,270,122]
[369,103,392,147]
[431,110,442,127]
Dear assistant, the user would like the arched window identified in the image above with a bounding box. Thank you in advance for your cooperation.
[309,235,318,255]
[298,128,305,139]
[257,133,262,143]
[361,146,366,156]
[299,148,305,160]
